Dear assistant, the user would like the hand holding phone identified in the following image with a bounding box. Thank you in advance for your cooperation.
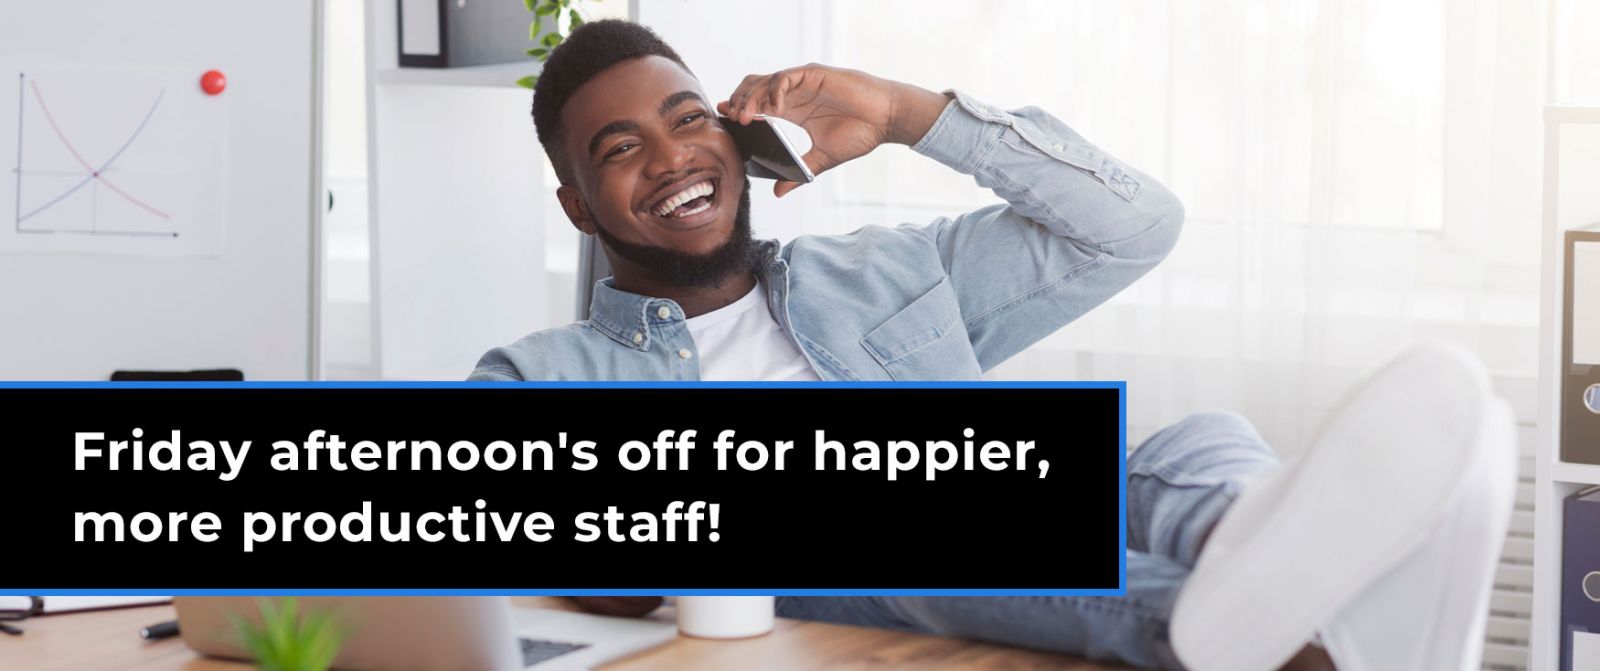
[716,63,949,197]
[719,115,814,186]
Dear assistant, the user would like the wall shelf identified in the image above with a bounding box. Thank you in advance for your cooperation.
[1552,461,1600,486]
[1546,104,1600,124]
[376,62,538,88]
[1530,103,1600,670]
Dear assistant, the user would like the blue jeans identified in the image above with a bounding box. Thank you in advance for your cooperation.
[776,411,1280,670]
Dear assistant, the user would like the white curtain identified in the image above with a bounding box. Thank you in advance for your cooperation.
[806,0,1547,453]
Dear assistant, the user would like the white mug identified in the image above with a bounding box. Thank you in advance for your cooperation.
[675,596,775,639]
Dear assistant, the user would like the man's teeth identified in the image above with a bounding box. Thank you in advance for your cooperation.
[652,181,715,217]
[675,200,712,218]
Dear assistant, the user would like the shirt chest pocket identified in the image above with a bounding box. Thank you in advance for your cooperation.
[860,277,983,380]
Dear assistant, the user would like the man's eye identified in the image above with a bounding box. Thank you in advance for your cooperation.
[605,143,635,159]
[678,112,705,127]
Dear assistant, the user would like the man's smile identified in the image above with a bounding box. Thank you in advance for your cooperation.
[640,173,722,230]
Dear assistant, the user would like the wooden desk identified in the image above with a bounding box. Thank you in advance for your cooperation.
[0,598,1126,670]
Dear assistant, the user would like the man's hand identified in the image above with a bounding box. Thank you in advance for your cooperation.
[717,63,950,197]
[571,596,664,617]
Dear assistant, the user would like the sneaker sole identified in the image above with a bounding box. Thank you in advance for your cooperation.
[1317,398,1515,670]
[1169,343,1493,670]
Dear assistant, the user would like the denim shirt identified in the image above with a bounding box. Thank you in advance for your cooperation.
[468,90,1184,382]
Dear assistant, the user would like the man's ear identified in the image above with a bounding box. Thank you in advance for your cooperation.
[556,184,595,235]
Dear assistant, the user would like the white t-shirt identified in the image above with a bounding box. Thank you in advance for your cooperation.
[684,279,822,381]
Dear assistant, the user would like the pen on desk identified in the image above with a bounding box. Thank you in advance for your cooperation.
[140,619,179,640]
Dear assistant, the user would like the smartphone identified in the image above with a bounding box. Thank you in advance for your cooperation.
[719,115,815,184]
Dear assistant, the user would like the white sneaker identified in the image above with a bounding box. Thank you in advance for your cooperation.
[1317,397,1515,670]
[1168,343,1517,670]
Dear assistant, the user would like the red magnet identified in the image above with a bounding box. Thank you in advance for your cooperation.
[200,70,226,96]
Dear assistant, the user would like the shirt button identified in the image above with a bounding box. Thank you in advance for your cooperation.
[632,332,643,344]
[657,306,671,319]
[678,349,693,359]
[1052,142,1065,152]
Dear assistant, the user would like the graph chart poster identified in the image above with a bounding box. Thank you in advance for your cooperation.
[0,64,226,256]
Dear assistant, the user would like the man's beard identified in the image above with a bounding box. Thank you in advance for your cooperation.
[591,178,756,289]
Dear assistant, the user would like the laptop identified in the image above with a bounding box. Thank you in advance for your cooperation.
[174,596,677,670]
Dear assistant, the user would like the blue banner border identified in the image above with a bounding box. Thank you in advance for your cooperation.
[0,380,1128,598]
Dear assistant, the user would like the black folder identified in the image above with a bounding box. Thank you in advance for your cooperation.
[1562,230,1600,464]
[397,0,536,69]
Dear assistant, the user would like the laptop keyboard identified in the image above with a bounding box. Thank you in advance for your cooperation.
[519,637,590,667]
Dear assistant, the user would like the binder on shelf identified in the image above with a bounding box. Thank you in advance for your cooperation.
[1563,487,1600,671]
[397,0,538,69]
[1562,230,1600,464]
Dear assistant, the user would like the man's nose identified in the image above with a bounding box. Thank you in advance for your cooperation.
[643,137,695,180]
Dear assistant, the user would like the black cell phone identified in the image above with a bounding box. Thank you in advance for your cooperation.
[719,115,815,184]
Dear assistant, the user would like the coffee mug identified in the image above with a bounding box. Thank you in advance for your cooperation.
[675,596,775,639]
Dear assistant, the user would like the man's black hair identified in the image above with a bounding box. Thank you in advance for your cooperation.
[532,19,692,186]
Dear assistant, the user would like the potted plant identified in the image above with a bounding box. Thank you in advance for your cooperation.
[517,0,593,88]
[229,597,346,671]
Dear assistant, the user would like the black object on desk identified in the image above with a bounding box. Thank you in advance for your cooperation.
[111,369,243,381]
[0,596,42,635]
[140,619,180,640]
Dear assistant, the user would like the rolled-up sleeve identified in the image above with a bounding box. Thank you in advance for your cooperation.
[900,89,1184,370]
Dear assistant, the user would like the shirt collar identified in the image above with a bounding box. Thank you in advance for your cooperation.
[587,239,784,351]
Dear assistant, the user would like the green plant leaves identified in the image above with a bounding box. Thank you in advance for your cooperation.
[522,0,588,87]
[231,597,346,671]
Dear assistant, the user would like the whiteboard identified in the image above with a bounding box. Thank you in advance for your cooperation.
[0,64,228,256]
[0,1,318,380]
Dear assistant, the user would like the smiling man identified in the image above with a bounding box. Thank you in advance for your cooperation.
[473,17,1182,384]
[468,19,1512,671]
